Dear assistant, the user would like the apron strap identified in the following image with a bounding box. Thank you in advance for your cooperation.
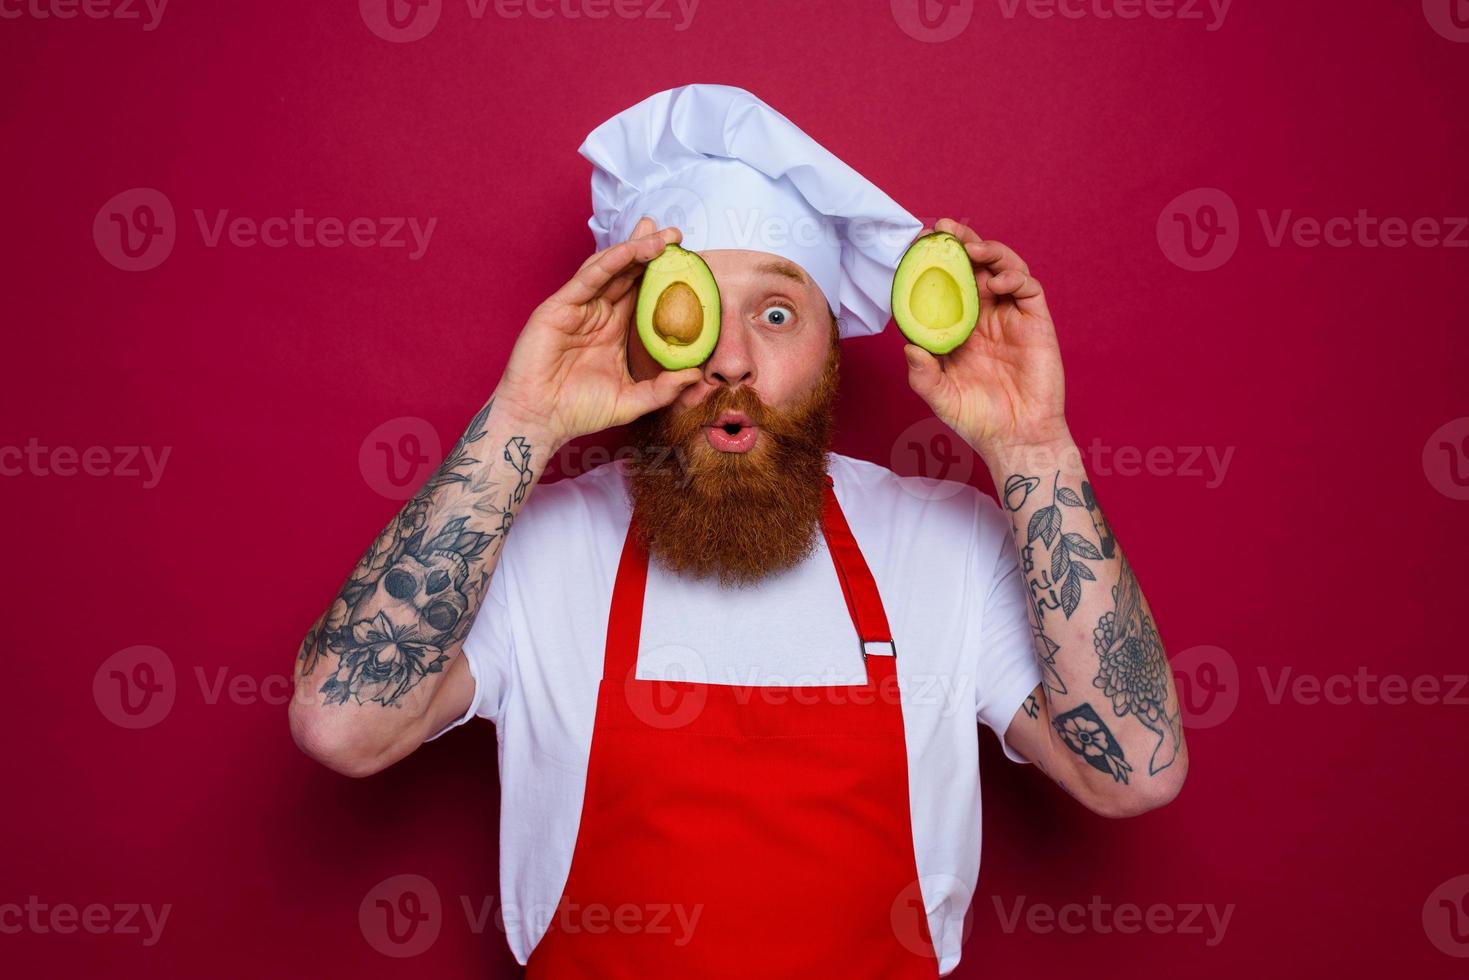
[604,473,896,682]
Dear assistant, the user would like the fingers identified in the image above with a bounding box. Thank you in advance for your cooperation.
[964,238,1030,277]
[935,217,982,246]
[986,267,1051,319]
[556,224,681,308]
[621,367,703,420]
[903,344,945,400]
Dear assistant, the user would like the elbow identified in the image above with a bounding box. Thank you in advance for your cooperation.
[289,705,392,779]
[1083,758,1189,820]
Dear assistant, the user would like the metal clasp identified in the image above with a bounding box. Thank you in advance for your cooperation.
[861,640,897,662]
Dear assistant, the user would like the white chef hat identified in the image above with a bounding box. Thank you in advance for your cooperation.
[578,84,923,339]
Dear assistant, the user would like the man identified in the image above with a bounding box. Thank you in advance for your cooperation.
[291,84,1187,978]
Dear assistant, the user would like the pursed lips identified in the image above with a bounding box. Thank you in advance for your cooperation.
[704,411,759,453]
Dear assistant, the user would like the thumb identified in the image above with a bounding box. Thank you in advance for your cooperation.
[622,367,702,420]
[903,344,943,399]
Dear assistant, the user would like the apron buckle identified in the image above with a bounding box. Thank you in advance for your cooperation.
[861,640,896,661]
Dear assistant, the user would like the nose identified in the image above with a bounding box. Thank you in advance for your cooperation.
[703,318,754,389]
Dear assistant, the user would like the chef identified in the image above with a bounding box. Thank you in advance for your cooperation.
[290,83,1189,978]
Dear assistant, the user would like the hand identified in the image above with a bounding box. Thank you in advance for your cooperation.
[496,217,703,450]
[903,218,1070,460]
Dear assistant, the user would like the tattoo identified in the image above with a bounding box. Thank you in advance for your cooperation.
[1022,694,1040,719]
[1053,703,1133,784]
[1019,473,1103,620]
[1082,481,1116,559]
[1092,556,1181,775]
[300,397,537,708]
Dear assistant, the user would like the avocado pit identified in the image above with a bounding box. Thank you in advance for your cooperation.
[652,281,703,346]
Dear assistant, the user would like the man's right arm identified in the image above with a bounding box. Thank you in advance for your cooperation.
[289,394,556,777]
[289,217,702,777]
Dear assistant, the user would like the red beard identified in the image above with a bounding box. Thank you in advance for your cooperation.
[626,339,840,587]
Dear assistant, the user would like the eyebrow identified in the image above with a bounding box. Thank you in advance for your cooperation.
[755,259,809,286]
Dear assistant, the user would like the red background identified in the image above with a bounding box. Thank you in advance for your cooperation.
[4,0,1468,976]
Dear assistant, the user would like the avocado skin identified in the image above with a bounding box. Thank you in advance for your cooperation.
[891,232,981,356]
[636,245,721,371]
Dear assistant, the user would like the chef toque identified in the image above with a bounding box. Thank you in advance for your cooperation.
[578,84,923,339]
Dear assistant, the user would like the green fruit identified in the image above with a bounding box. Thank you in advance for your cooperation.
[635,244,721,370]
[891,232,980,355]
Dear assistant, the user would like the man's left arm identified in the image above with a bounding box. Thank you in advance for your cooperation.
[904,219,1187,818]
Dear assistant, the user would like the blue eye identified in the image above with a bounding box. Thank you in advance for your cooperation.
[760,305,794,326]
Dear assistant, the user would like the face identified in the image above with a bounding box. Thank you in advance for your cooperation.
[627,249,835,452]
[624,248,841,585]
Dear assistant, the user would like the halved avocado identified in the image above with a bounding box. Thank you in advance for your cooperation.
[891,232,980,355]
[636,244,720,370]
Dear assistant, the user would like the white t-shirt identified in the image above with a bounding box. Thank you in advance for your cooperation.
[430,451,1041,975]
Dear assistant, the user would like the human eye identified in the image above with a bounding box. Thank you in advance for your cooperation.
[758,304,796,327]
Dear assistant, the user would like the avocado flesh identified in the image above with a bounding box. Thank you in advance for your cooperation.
[635,245,721,370]
[891,232,980,355]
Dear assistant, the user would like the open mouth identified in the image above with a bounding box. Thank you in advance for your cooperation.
[704,411,759,453]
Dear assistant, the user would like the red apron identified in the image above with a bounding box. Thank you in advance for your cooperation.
[525,476,940,979]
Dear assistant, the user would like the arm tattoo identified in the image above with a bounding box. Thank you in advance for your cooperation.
[1006,472,1103,620]
[1022,694,1040,719]
[299,397,536,708]
[1092,555,1181,775]
[1053,703,1133,784]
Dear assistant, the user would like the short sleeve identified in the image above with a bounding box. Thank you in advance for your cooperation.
[966,492,1043,765]
[424,547,515,740]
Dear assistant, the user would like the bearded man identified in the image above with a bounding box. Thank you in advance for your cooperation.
[290,85,1188,979]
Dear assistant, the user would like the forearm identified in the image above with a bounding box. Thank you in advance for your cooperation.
[290,390,556,773]
[985,434,1188,809]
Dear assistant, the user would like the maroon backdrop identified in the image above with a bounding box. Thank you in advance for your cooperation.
[5,1,1468,976]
